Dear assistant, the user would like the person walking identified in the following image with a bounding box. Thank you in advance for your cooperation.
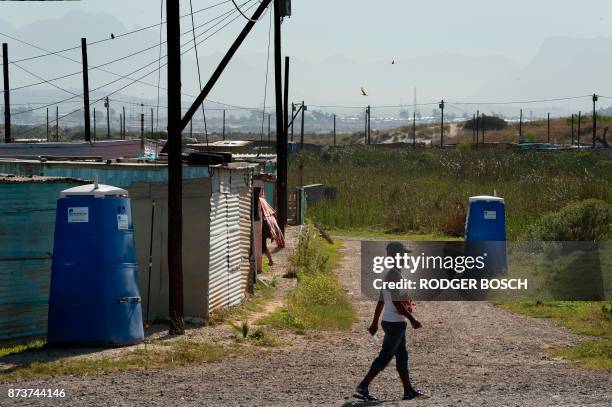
[354,242,424,402]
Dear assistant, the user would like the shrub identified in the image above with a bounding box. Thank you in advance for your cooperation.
[523,199,612,241]
[463,115,507,131]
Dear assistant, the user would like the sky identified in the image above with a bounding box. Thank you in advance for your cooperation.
[2,0,612,117]
[3,0,612,63]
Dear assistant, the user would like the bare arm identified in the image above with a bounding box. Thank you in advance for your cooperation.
[393,301,422,329]
[368,301,384,335]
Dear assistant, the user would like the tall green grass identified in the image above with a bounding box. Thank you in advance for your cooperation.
[289,147,612,239]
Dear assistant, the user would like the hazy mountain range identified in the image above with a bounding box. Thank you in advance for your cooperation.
[2,11,612,126]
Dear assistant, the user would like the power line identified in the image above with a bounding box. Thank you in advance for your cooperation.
[156,0,164,132]
[189,0,209,144]
[260,8,272,140]
[12,0,260,134]
[230,0,270,22]
[449,95,590,106]
[0,2,246,94]
[6,0,233,64]
[11,1,253,116]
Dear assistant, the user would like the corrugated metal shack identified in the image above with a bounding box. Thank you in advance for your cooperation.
[0,158,264,341]
[0,175,87,341]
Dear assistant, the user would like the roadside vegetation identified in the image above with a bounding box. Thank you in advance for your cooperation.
[258,224,355,332]
[500,301,611,371]
[0,339,250,383]
[0,279,283,383]
[289,147,611,239]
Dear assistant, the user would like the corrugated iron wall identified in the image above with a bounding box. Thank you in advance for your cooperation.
[0,160,210,188]
[238,187,253,294]
[208,167,252,312]
[0,179,85,341]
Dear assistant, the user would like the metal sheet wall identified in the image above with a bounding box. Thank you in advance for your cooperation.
[238,187,252,293]
[0,180,85,341]
[207,167,252,312]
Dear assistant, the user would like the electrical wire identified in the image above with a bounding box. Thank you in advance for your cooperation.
[156,0,164,132]
[6,0,233,64]
[0,3,245,94]
[448,95,590,106]
[231,0,270,22]
[10,61,80,97]
[259,7,272,149]
[11,1,253,116]
[13,0,260,136]
[189,0,209,145]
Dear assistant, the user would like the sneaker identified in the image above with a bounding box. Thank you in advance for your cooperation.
[403,388,424,400]
[354,384,378,401]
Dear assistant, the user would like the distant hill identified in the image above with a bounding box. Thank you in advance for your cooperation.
[3,12,612,122]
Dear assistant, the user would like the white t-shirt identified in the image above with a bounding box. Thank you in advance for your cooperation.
[381,289,407,322]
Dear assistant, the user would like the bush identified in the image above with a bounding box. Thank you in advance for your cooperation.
[523,199,612,241]
[463,115,507,131]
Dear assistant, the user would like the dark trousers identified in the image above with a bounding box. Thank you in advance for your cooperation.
[371,321,408,371]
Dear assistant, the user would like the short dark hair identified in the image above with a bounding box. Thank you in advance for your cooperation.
[386,242,406,257]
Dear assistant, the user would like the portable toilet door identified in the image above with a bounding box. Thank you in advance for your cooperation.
[465,195,507,276]
[47,183,144,346]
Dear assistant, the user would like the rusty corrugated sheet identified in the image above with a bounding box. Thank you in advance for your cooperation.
[0,179,86,341]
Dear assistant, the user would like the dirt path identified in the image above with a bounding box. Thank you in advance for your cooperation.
[2,238,610,406]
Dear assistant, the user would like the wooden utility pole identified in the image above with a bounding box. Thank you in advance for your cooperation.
[482,114,485,145]
[367,105,371,145]
[472,113,476,143]
[151,108,154,134]
[300,101,305,150]
[439,100,444,146]
[364,108,368,144]
[519,109,523,143]
[46,108,49,142]
[105,97,110,138]
[592,94,598,148]
[3,43,10,143]
[81,38,91,142]
[284,56,289,151]
[412,111,416,147]
[222,109,226,140]
[547,112,550,143]
[93,107,97,141]
[475,110,479,145]
[571,113,574,145]
[268,113,271,142]
[275,0,287,232]
[123,106,126,139]
[333,114,336,146]
[55,106,59,141]
[578,111,582,146]
[291,103,295,141]
[161,0,274,334]
[166,0,184,335]
[141,113,145,149]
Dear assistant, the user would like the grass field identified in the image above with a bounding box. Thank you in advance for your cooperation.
[289,147,611,239]
[500,301,611,371]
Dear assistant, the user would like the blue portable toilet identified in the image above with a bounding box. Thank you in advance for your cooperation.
[465,195,507,275]
[47,183,144,346]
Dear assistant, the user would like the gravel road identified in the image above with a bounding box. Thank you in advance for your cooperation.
[2,238,610,406]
